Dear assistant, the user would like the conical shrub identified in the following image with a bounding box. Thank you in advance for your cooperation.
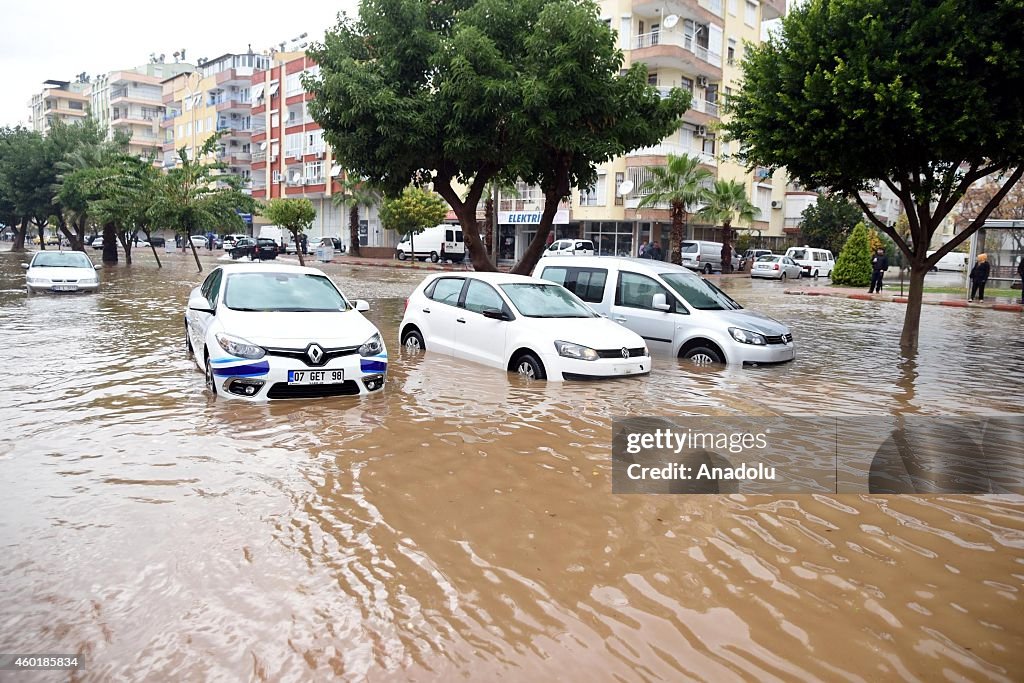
[831,222,873,287]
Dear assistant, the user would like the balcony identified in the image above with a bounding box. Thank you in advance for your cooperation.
[783,217,802,234]
[252,150,267,163]
[627,142,717,168]
[215,99,249,113]
[110,89,163,105]
[631,0,720,28]
[762,0,786,20]
[631,31,722,77]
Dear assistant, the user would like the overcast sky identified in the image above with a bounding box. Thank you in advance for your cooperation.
[0,0,359,128]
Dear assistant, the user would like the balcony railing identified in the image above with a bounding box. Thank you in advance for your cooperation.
[252,151,267,162]
[690,98,720,117]
[632,31,722,68]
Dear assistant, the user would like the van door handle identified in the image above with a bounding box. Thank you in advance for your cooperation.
[422,308,431,313]
[613,316,627,323]
[456,318,466,323]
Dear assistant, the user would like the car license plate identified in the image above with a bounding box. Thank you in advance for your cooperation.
[614,363,644,375]
[51,284,78,292]
[288,369,344,385]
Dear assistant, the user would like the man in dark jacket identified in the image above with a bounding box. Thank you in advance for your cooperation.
[969,253,990,301]
[869,248,888,293]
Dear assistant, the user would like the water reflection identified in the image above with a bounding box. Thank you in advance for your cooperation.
[0,252,1022,681]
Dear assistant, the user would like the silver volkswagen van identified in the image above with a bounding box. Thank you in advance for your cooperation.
[534,256,795,365]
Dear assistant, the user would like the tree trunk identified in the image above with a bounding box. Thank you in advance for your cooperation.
[349,207,361,257]
[185,227,202,272]
[118,232,133,265]
[149,239,162,268]
[37,222,46,250]
[102,221,118,264]
[433,172,497,272]
[294,231,305,266]
[720,223,733,273]
[899,263,929,351]
[510,185,566,275]
[11,217,28,252]
[670,205,684,265]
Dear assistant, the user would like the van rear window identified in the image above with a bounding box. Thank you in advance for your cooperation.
[539,266,607,303]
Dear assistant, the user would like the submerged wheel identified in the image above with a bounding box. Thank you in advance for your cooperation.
[682,346,723,366]
[780,272,787,282]
[513,353,546,380]
[185,324,194,359]
[430,251,440,263]
[397,250,408,261]
[401,327,425,351]
[702,263,713,274]
[204,352,218,396]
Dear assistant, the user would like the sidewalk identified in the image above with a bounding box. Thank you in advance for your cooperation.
[784,285,1023,313]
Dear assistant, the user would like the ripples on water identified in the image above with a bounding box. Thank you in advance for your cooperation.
[0,252,1021,681]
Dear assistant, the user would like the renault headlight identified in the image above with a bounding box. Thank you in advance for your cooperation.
[555,340,599,361]
[359,332,384,357]
[27,277,50,285]
[729,327,767,345]
[215,332,266,359]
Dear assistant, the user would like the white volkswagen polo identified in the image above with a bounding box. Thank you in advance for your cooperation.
[399,272,651,381]
[185,263,387,399]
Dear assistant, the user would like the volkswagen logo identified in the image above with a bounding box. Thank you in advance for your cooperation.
[307,343,324,365]
[621,347,630,359]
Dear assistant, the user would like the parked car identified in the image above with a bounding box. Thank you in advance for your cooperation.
[784,246,835,278]
[84,234,100,246]
[229,237,279,261]
[188,235,208,249]
[23,250,100,294]
[541,239,596,258]
[396,225,466,262]
[534,256,794,366]
[399,272,651,381]
[90,236,104,250]
[318,237,345,252]
[927,250,968,272]
[184,263,386,400]
[680,240,724,274]
[739,249,773,271]
[750,255,802,281]
[222,234,248,251]
[148,236,166,248]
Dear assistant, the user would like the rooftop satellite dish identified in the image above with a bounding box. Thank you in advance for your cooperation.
[330,164,342,177]
[259,142,267,150]
[291,172,301,183]
[663,14,679,29]
[617,180,634,196]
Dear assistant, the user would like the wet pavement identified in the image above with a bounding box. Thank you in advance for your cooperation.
[1,248,1022,681]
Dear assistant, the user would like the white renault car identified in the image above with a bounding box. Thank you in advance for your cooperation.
[23,250,101,294]
[184,263,387,399]
[399,272,650,381]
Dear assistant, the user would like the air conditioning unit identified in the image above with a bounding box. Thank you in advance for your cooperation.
[694,125,707,137]
[315,151,324,159]
[696,76,709,87]
[269,154,277,162]
[771,200,783,209]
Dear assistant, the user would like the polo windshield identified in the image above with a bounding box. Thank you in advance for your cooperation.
[660,272,742,311]
[498,283,596,318]
[224,272,351,312]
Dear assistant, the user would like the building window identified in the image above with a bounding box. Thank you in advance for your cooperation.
[586,221,633,257]
[286,133,303,158]
[647,72,658,86]
[306,130,325,154]
[69,101,83,110]
[702,134,716,156]
[727,38,736,66]
[270,113,279,128]
[680,77,694,94]
[615,172,624,206]
[579,174,607,207]
[196,118,203,133]
[745,0,757,26]
[286,73,303,97]
[304,161,324,183]
[756,186,771,220]
[729,0,738,15]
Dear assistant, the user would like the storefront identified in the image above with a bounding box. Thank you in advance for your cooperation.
[497,209,571,262]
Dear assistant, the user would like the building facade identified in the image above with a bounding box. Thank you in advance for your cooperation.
[249,53,386,246]
[491,0,788,261]
[29,79,90,135]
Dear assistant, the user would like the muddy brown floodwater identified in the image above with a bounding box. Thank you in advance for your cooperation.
[1,250,1022,681]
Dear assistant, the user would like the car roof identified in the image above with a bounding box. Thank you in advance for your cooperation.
[534,255,699,276]
[424,271,554,286]
[215,263,327,276]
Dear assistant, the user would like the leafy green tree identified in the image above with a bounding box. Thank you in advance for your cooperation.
[306,0,688,273]
[697,179,758,272]
[263,198,316,266]
[725,0,1024,350]
[84,155,164,266]
[379,187,448,260]
[637,154,714,265]
[0,127,50,252]
[798,193,862,255]
[331,173,380,258]
[831,222,873,287]
[150,134,257,272]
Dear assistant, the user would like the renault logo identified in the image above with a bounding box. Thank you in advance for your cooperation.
[621,347,630,359]
[307,344,324,365]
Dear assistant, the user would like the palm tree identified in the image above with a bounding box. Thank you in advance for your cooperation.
[636,154,714,265]
[697,179,758,273]
[332,172,380,258]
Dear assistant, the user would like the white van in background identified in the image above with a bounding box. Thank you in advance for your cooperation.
[680,240,723,274]
[396,225,466,262]
[540,239,596,258]
[785,246,835,278]
[927,250,968,272]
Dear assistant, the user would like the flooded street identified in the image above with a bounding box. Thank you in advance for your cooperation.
[1,250,1022,681]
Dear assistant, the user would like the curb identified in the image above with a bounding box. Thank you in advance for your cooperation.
[783,288,1022,313]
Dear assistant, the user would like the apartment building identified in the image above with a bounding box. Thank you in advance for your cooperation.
[28,78,90,135]
[161,51,270,208]
[91,62,194,161]
[249,53,386,246]
[496,0,786,261]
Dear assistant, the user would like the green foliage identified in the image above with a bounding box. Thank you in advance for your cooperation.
[149,134,258,271]
[831,222,873,287]
[332,173,381,258]
[263,198,316,265]
[735,233,752,254]
[698,180,758,228]
[637,154,714,264]
[798,193,862,254]
[380,187,448,237]
[306,0,688,271]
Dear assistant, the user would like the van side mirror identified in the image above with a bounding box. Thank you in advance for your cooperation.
[188,293,214,313]
[652,293,671,311]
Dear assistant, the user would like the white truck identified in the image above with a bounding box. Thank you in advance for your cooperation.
[395,225,466,262]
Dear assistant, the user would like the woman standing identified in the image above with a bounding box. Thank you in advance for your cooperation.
[969,253,990,302]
